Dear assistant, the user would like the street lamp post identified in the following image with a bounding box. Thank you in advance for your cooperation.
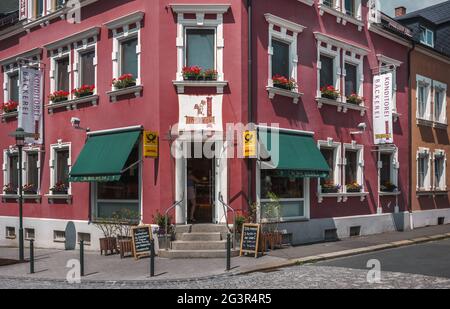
[9,128,34,261]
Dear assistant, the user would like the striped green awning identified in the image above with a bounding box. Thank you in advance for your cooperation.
[259,130,330,178]
[69,130,141,183]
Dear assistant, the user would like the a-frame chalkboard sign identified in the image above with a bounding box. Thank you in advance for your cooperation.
[131,225,153,260]
[239,223,261,258]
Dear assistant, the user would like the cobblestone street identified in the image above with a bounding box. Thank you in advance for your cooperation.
[1,264,450,289]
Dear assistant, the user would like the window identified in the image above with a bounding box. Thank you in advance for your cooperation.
[380,153,391,186]
[78,233,91,246]
[343,143,364,193]
[345,63,357,97]
[34,0,44,18]
[420,27,434,47]
[323,0,334,8]
[6,227,16,239]
[53,230,66,242]
[4,152,19,195]
[318,139,342,196]
[186,29,215,71]
[272,39,290,78]
[416,75,432,121]
[95,145,140,219]
[417,149,431,191]
[320,55,335,89]
[49,142,71,195]
[434,82,447,125]
[56,57,70,92]
[25,228,35,240]
[25,151,39,194]
[120,37,139,78]
[80,50,96,87]
[260,170,309,220]
[434,152,446,191]
[345,150,358,184]
[8,72,19,103]
[378,147,399,193]
[53,0,66,10]
[318,0,364,28]
[345,0,356,17]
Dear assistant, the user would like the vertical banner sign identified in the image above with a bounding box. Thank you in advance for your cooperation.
[19,67,43,145]
[243,131,257,158]
[373,72,393,145]
[143,131,159,158]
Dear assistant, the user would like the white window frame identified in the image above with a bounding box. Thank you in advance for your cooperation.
[105,12,144,89]
[433,80,447,125]
[343,52,364,103]
[343,142,364,193]
[433,150,447,191]
[317,139,342,194]
[318,0,364,31]
[49,141,71,196]
[417,147,432,191]
[416,75,432,122]
[378,145,400,192]
[420,26,434,48]
[316,42,341,99]
[49,47,72,97]
[23,147,42,195]
[73,38,98,92]
[2,148,19,195]
[377,55,402,116]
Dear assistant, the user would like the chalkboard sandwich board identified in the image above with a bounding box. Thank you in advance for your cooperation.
[240,223,260,258]
[131,225,153,260]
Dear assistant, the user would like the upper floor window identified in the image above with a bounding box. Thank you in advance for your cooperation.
[34,0,45,18]
[344,0,356,17]
[420,27,434,47]
[272,39,290,78]
[53,0,67,10]
[320,55,335,90]
[318,0,364,31]
[417,148,431,191]
[433,81,447,126]
[120,37,139,79]
[56,56,70,93]
[416,75,432,122]
[49,142,71,196]
[344,62,357,96]
[434,151,446,191]
[24,150,40,195]
[79,50,96,87]
[8,72,19,103]
[185,29,215,71]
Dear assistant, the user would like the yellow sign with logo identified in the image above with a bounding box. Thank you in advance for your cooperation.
[143,131,159,158]
[243,131,257,158]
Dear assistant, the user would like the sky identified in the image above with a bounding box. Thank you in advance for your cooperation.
[381,0,448,16]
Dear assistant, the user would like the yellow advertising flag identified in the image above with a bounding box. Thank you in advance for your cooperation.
[243,131,257,158]
[143,131,159,158]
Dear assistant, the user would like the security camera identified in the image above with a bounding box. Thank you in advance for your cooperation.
[71,117,81,127]
[357,123,367,131]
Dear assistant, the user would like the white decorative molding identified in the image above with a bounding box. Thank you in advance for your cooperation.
[267,86,303,104]
[314,32,369,56]
[316,97,367,116]
[317,0,364,31]
[104,11,145,29]
[44,27,100,51]
[264,14,306,34]
[0,48,43,67]
[172,80,228,94]
[46,95,99,113]
[170,4,230,14]
[106,85,143,102]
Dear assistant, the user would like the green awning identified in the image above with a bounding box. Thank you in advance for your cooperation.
[259,130,330,178]
[69,130,141,182]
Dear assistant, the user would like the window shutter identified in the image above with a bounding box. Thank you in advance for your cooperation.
[112,51,118,61]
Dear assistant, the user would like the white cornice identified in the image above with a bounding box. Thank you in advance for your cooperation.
[44,27,100,51]
[265,14,306,34]
[314,32,370,55]
[0,48,43,66]
[170,4,230,14]
[104,11,145,29]
[376,54,403,67]
[298,0,314,6]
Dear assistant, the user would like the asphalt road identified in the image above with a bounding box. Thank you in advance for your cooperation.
[318,238,450,279]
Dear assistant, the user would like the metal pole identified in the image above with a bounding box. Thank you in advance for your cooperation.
[18,145,24,261]
[80,240,84,277]
[150,239,155,277]
[226,233,231,271]
[29,239,34,274]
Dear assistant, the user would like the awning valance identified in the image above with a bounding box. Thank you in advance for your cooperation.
[259,130,330,178]
[69,130,141,183]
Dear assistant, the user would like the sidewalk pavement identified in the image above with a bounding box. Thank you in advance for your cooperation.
[1,224,450,282]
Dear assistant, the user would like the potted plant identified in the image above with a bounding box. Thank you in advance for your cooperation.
[261,192,283,252]
[320,85,340,100]
[380,181,398,193]
[50,182,68,195]
[2,100,18,114]
[346,181,363,193]
[49,90,70,103]
[3,183,17,195]
[203,69,218,81]
[94,219,118,256]
[112,73,136,89]
[272,75,297,91]
[346,93,364,105]
[182,66,202,80]
[23,184,37,195]
[152,210,173,249]
[72,84,95,98]
[321,180,341,194]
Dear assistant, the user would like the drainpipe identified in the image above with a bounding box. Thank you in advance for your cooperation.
[247,0,253,206]
[407,42,416,230]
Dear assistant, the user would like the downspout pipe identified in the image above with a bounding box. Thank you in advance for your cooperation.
[407,41,416,230]
[247,0,253,206]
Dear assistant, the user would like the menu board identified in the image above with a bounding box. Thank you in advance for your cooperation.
[240,224,260,258]
[131,225,153,260]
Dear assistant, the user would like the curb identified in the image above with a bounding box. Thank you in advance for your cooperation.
[234,233,450,276]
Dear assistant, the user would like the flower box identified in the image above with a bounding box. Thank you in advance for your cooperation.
[182,66,218,81]
[23,184,38,195]
[346,182,362,193]
[49,90,70,103]
[321,85,340,100]
[112,74,137,90]
[273,75,297,91]
[321,180,341,194]
[3,184,17,195]
[72,85,95,98]
[2,100,18,114]
[346,93,364,105]
[50,182,68,195]
[380,182,398,193]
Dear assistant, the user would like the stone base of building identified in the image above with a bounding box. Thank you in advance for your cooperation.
[411,208,450,229]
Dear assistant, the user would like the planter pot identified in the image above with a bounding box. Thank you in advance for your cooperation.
[99,237,117,256]
[51,190,68,195]
[321,188,340,194]
[274,84,294,91]
[23,191,37,195]
[53,98,69,103]
[347,189,362,193]
[3,110,17,114]
[76,92,94,98]
[4,191,17,195]
[183,76,201,81]
[117,236,133,259]
[321,94,339,100]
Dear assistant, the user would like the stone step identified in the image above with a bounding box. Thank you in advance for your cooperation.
[181,232,222,242]
[190,224,230,233]
[171,240,227,251]
[159,249,240,259]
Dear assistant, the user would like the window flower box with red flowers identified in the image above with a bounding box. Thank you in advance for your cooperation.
[346,93,364,105]
[320,85,340,100]
[112,74,136,90]
[3,184,17,195]
[23,184,38,195]
[49,90,70,104]
[203,69,218,81]
[2,100,18,114]
[272,75,297,91]
[72,85,95,98]
[346,182,362,193]
[50,182,68,195]
[182,66,203,81]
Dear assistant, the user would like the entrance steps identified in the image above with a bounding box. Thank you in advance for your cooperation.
[159,224,239,259]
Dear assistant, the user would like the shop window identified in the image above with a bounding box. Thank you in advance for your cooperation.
[434,151,446,191]
[272,39,290,78]
[6,227,16,239]
[434,82,447,125]
[344,62,357,97]
[416,75,432,122]
[417,148,431,191]
[120,37,139,79]
[56,56,70,92]
[25,228,35,240]
[185,29,215,71]
[420,26,434,47]
[95,146,140,220]
[49,142,71,196]
[260,170,309,220]
[25,151,40,195]
[79,50,96,87]
[3,151,19,195]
